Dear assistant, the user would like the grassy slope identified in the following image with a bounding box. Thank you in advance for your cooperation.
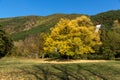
[0,58,120,80]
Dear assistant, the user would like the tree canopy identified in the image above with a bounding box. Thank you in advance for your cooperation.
[44,16,102,58]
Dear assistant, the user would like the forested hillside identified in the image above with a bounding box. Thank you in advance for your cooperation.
[91,10,120,28]
[0,10,120,59]
[0,10,120,41]
[0,14,83,40]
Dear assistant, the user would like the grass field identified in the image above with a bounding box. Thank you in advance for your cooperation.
[0,57,120,80]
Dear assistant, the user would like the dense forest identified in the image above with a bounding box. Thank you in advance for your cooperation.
[0,10,120,59]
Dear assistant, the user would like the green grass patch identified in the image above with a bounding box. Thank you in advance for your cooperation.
[0,57,120,80]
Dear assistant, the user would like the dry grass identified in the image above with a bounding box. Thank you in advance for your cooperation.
[0,57,120,80]
[8,57,111,64]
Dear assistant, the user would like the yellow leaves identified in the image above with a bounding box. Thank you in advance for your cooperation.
[88,26,95,31]
[113,19,120,28]
[76,16,90,22]
[44,15,102,56]
[73,37,82,45]
[75,16,93,27]
[68,20,79,27]
[114,20,119,24]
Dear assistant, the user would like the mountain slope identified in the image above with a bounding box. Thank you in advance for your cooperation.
[1,14,83,40]
[91,10,120,28]
[0,10,120,41]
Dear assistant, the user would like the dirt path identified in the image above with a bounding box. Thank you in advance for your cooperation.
[21,59,112,64]
[38,60,110,64]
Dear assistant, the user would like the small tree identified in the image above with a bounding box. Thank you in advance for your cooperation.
[44,16,101,59]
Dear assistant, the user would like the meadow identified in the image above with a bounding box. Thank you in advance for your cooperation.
[0,57,120,80]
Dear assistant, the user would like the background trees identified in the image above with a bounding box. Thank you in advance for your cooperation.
[13,33,45,58]
[44,16,102,59]
[99,19,120,59]
[0,25,13,58]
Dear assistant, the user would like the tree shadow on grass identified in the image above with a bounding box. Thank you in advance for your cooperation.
[51,64,88,80]
[20,65,52,80]
[77,64,108,80]
[19,64,86,80]
[19,64,108,80]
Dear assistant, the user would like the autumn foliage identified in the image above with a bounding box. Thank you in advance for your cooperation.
[44,16,101,58]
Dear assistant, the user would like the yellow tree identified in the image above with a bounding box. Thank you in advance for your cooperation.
[44,16,101,58]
